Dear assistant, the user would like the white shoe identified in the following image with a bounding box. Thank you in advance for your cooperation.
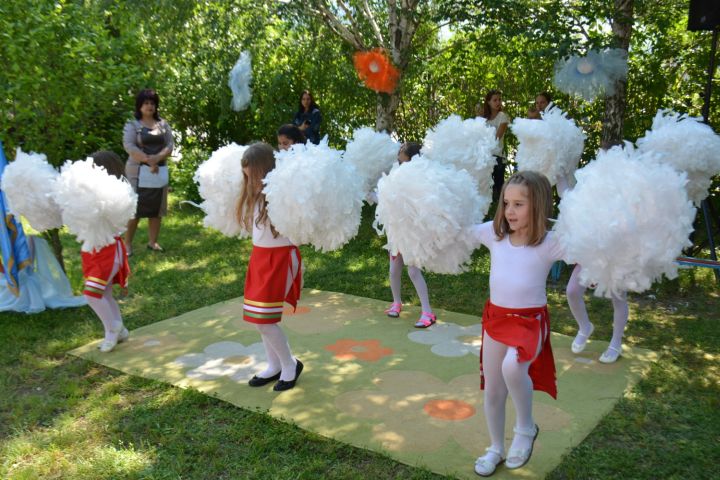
[506,424,539,469]
[599,345,621,363]
[571,324,594,354]
[474,447,505,477]
[98,338,118,353]
[118,327,129,343]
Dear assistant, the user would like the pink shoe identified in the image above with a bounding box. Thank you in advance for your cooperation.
[384,303,402,318]
[414,312,437,328]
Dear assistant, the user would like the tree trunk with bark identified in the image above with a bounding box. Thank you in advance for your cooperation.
[601,0,634,149]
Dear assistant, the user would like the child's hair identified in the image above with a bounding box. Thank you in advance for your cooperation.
[134,88,161,120]
[277,124,306,144]
[90,150,125,179]
[492,171,552,246]
[399,142,422,161]
[236,142,278,236]
[481,89,502,119]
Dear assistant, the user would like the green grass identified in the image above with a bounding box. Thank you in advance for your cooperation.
[1,197,719,479]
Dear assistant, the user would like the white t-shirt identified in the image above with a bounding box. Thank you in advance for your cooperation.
[252,205,293,248]
[486,111,510,156]
[472,221,564,309]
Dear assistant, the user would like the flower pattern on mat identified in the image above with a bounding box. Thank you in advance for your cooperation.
[120,333,183,354]
[325,339,394,362]
[407,322,482,357]
[335,370,571,454]
[172,341,267,382]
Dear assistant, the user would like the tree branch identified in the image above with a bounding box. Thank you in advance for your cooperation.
[308,1,366,50]
[361,0,385,47]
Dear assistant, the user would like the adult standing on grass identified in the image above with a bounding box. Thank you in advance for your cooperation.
[479,90,511,202]
[293,90,322,145]
[123,88,174,255]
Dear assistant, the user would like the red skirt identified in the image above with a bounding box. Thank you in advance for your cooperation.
[81,238,130,298]
[480,300,557,399]
[243,245,302,324]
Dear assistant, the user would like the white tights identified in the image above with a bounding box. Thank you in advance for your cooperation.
[84,247,124,342]
[566,264,628,351]
[389,254,432,313]
[482,329,543,455]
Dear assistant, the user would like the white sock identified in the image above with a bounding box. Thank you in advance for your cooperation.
[256,323,297,382]
[610,293,629,351]
[257,334,281,378]
[482,332,509,456]
[86,254,123,342]
[407,266,432,313]
[389,254,403,305]
[566,264,593,335]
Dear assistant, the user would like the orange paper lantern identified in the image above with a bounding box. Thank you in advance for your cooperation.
[353,49,400,94]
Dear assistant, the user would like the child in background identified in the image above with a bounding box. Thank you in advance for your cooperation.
[383,142,437,328]
[85,151,131,353]
[277,124,306,151]
[471,171,562,476]
[237,143,304,391]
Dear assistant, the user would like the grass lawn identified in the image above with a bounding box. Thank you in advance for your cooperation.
[1,196,719,479]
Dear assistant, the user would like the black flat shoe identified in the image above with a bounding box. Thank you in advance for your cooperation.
[248,371,281,387]
[273,360,304,391]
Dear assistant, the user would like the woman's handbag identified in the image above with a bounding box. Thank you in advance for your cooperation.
[138,164,169,188]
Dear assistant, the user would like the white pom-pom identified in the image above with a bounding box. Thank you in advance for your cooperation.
[264,142,364,251]
[421,115,497,197]
[228,51,253,111]
[342,127,399,194]
[1,149,63,232]
[53,159,138,252]
[554,145,694,297]
[636,109,720,204]
[194,143,249,237]
[553,49,628,101]
[374,157,489,274]
[511,107,586,186]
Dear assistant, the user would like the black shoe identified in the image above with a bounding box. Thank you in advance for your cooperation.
[248,371,281,387]
[273,360,304,391]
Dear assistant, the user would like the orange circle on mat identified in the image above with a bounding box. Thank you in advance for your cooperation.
[423,399,476,420]
[283,306,311,315]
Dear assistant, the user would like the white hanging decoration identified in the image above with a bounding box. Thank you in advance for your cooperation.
[194,143,249,237]
[554,145,695,298]
[553,49,628,101]
[510,107,586,186]
[342,127,399,195]
[228,50,253,111]
[636,109,720,205]
[421,114,497,199]
[1,149,63,232]
[53,159,137,252]
[264,141,364,252]
[374,156,488,274]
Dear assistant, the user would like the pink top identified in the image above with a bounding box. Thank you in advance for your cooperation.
[472,221,564,309]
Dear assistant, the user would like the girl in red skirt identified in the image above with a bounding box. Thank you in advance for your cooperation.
[236,143,303,392]
[471,171,563,476]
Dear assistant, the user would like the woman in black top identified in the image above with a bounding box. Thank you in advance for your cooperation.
[292,90,322,145]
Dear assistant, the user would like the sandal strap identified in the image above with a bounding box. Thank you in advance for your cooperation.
[512,424,538,437]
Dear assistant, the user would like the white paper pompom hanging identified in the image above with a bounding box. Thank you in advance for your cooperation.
[374,156,488,274]
[636,109,720,204]
[554,49,628,101]
[1,149,63,232]
[511,107,586,186]
[263,142,364,252]
[421,115,497,199]
[194,143,249,237]
[554,145,695,298]
[53,159,137,252]
[342,127,399,195]
[228,51,253,111]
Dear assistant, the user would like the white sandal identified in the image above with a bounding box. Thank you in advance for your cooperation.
[571,324,594,354]
[117,326,130,343]
[474,446,505,477]
[506,424,539,469]
[599,345,622,363]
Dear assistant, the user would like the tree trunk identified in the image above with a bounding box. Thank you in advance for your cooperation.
[601,0,634,149]
[376,92,401,133]
[43,229,66,273]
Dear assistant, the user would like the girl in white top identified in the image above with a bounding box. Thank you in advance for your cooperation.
[237,143,304,392]
[471,171,564,476]
[480,90,511,202]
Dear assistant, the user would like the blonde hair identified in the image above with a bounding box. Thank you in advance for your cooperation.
[492,171,552,246]
[235,142,278,236]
